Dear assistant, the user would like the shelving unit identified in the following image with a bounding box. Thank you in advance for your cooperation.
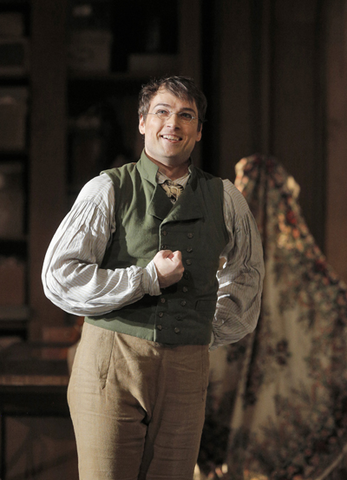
[66,0,202,198]
[0,0,31,338]
[0,0,202,341]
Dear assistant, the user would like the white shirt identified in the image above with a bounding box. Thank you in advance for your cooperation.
[41,172,264,349]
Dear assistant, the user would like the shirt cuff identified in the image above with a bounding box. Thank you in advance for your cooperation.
[143,260,162,296]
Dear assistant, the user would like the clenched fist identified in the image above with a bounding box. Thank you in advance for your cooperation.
[153,250,184,288]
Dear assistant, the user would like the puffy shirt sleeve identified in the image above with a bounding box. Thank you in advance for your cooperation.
[210,179,265,349]
[41,173,161,316]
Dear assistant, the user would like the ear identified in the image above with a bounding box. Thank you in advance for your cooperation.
[139,115,146,135]
[196,127,202,143]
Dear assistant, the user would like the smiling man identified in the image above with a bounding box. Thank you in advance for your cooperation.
[42,76,264,480]
[138,87,202,176]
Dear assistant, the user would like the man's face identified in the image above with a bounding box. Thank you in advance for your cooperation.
[138,88,202,167]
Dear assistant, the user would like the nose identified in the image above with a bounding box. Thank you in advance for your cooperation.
[165,113,180,127]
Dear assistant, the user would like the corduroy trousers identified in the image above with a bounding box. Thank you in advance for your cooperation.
[67,322,210,480]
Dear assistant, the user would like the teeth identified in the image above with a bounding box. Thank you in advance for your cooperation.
[162,135,180,141]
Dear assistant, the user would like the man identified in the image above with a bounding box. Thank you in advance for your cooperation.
[42,76,264,480]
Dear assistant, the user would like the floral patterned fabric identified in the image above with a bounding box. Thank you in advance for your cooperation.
[198,154,347,480]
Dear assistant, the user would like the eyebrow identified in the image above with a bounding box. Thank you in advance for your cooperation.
[152,103,197,114]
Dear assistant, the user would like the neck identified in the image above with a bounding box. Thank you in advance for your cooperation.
[146,154,190,180]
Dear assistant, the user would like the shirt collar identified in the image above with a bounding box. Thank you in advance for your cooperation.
[156,170,190,188]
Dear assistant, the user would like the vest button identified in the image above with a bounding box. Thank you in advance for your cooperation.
[157,324,163,330]
[182,286,188,293]
[161,244,167,250]
[186,259,192,266]
[181,300,187,307]
[174,327,180,334]
[186,247,193,253]
[187,232,194,239]
[162,230,168,236]
[158,312,164,318]
[160,297,166,304]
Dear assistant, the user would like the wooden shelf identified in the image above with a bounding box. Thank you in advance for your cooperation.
[0,305,30,322]
[0,151,28,161]
[0,74,29,85]
[0,237,27,255]
[67,71,149,106]
[0,0,202,341]
[0,0,29,5]
[69,71,150,82]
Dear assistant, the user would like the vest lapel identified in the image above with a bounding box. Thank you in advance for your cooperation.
[137,151,203,222]
[137,151,173,220]
[147,184,173,220]
[164,183,203,223]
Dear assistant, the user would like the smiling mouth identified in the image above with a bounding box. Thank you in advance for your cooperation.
[161,134,182,142]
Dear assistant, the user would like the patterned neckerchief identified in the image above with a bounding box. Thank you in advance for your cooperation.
[157,171,189,203]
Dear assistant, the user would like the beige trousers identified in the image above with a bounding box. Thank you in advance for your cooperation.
[68,322,209,480]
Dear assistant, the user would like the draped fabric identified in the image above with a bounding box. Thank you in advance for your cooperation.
[197,154,347,480]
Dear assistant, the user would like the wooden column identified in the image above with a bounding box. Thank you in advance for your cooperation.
[270,0,326,249]
[179,0,202,167]
[218,0,254,180]
[325,0,347,283]
[29,0,68,339]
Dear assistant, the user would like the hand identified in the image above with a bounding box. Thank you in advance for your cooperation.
[153,250,184,288]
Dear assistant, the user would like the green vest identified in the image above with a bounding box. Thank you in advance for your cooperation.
[85,152,229,345]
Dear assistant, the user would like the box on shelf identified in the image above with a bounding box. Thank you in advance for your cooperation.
[0,336,22,351]
[0,38,29,76]
[0,162,24,238]
[0,88,28,150]
[70,3,111,31]
[42,326,81,345]
[0,256,26,306]
[128,53,178,74]
[41,326,81,360]
[68,114,102,189]
[0,12,24,36]
[68,29,112,72]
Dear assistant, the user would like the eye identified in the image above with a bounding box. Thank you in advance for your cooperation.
[156,109,170,117]
[179,112,194,121]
